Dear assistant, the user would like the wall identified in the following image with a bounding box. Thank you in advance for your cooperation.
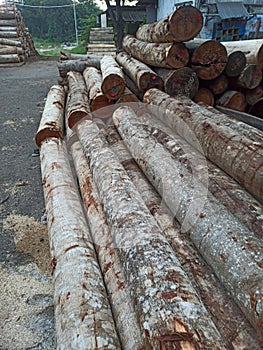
[157,0,175,20]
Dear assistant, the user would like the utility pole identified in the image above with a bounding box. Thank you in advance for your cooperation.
[72,0,78,46]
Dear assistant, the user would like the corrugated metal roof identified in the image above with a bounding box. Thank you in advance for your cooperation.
[216,1,250,18]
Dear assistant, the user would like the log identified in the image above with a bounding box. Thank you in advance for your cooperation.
[248,97,263,119]
[66,71,91,129]
[207,74,228,95]
[245,85,263,106]
[231,64,263,90]
[154,67,199,99]
[103,123,263,348]
[216,90,246,112]
[116,51,164,91]
[57,58,101,78]
[221,39,263,69]
[0,31,18,38]
[143,88,263,201]
[59,51,103,61]
[224,50,247,77]
[0,53,20,63]
[100,55,126,100]
[76,119,226,350]
[0,37,21,46]
[193,87,214,106]
[83,66,112,112]
[186,40,228,80]
[40,138,121,350]
[123,72,144,100]
[113,105,263,336]
[122,34,189,69]
[116,87,139,103]
[135,5,203,43]
[0,26,17,31]
[69,138,147,350]
[0,19,16,26]
[0,45,22,55]
[35,85,65,147]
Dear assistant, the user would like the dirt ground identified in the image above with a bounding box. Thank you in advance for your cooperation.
[0,57,59,350]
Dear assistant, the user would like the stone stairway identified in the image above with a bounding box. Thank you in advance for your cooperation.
[87,27,116,56]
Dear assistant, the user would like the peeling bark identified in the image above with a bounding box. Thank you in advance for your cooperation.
[40,138,121,350]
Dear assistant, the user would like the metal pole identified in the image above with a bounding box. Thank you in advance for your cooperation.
[73,0,78,46]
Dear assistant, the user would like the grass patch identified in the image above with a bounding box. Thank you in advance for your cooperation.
[34,39,86,57]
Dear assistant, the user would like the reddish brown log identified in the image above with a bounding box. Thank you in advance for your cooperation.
[207,74,228,95]
[193,88,215,106]
[66,71,91,129]
[224,50,247,77]
[248,97,263,119]
[216,90,246,112]
[245,86,263,106]
[186,40,228,80]
[154,67,199,99]
[135,5,203,43]
[100,55,126,100]
[83,66,112,112]
[122,34,189,69]
[116,51,164,91]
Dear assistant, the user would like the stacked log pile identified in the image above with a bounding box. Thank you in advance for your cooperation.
[0,3,38,66]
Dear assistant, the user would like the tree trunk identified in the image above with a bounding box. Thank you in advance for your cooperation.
[69,139,148,350]
[135,5,203,43]
[232,64,262,90]
[116,87,139,103]
[186,40,228,80]
[0,31,17,38]
[207,74,228,95]
[122,34,189,69]
[248,97,263,119]
[0,19,16,26]
[0,53,20,63]
[245,86,263,106]
[0,45,21,55]
[123,72,144,100]
[66,71,91,129]
[83,66,112,112]
[154,67,199,99]
[143,88,263,201]
[103,123,263,349]
[35,85,65,147]
[116,51,164,91]
[100,55,126,100]
[193,87,215,106]
[216,90,246,112]
[59,51,103,62]
[221,39,263,69]
[0,37,20,46]
[113,105,263,337]
[76,119,226,350]
[224,50,247,77]
[57,59,101,78]
[39,138,121,350]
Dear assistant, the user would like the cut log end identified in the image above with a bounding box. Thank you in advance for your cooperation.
[216,90,246,112]
[90,95,112,112]
[224,50,247,77]
[193,88,215,106]
[101,75,126,100]
[35,129,63,148]
[165,67,199,99]
[68,111,91,129]
[167,43,189,69]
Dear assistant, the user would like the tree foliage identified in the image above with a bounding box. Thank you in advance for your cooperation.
[19,0,101,42]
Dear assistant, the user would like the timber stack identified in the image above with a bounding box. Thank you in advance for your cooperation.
[37,5,263,349]
[0,3,38,66]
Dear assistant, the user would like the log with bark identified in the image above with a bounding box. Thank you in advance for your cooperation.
[57,57,101,78]
[83,66,112,112]
[66,71,91,129]
[224,50,247,78]
[0,37,21,46]
[123,72,144,100]
[216,90,246,112]
[143,88,263,201]
[0,45,22,55]
[154,67,199,99]
[122,34,189,69]
[135,5,203,43]
[186,39,228,80]
[113,105,263,337]
[59,51,103,62]
[116,87,139,103]
[35,85,66,147]
[76,119,226,350]
[229,64,262,90]
[40,137,121,350]
[0,53,20,64]
[116,51,164,92]
[100,55,126,100]
[193,87,215,106]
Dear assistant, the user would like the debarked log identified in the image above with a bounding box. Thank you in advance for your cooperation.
[66,71,91,129]
[116,51,164,91]
[122,34,189,69]
[0,37,21,46]
[100,55,126,100]
[0,53,20,63]
[76,119,226,350]
[35,85,65,147]
[135,5,203,43]
[143,88,263,201]
[40,138,121,350]
[0,45,22,55]
[113,105,263,336]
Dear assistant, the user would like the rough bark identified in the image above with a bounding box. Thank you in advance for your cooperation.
[40,138,121,350]
[103,123,263,349]
[122,34,189,69]
[143,88,263,201]
[221,39,263,69]
[116,51,164,91]
[154,67,199,99]
[186,40,228,80]
[35,85,65,147]
[57,58,101,78]
[193,87,214,106]
[216,90,246,112]
[66,71,91,129]
[100,55,126,100]
[69,138,147,350]
[83,66,112,112]
[76,119,225,350]
[224,50,247,77]
[113,105,263,337]
[135,5,203,43]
